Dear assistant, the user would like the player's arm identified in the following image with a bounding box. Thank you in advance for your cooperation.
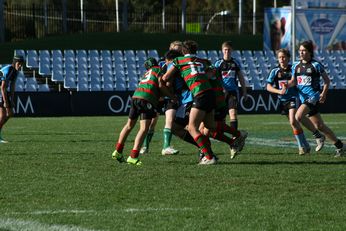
[1,79,9,108]
[9,81,16,107]
[162,65,177,83]
[158,77,176,101]
[266,83,285,95]
[319,72,330,104]
[237,70,248,100]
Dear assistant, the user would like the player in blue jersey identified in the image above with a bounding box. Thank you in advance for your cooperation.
[267,49,309,154]
[0,55,24,143]
[214,41,248,155]
[267,48,326,154]
[285,40,345,157]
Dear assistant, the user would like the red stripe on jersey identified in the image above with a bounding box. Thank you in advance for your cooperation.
[189,79,209,89]
[136,88,156,96]
[178,57,193,64]
[140,80,158,87]
[184,73,199,82]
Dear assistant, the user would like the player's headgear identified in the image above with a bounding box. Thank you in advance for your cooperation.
[144,57,158,70]
[13,55,24,63]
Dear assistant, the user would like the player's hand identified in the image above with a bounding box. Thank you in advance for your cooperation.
[319,93,327,104]
[6,107,13,117]
[243,92,249,101]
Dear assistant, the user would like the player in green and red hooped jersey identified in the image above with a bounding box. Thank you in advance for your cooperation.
[112,57,176,165]
[162,40,217,165]
[199,66,248,159]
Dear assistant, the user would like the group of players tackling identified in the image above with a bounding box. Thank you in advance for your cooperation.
[110,39,345,166]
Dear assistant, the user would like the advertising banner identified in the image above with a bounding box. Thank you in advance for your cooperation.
[13,90,346,117]
[264,7,346,51]
[295,8,346,50]
[263,8,292,51]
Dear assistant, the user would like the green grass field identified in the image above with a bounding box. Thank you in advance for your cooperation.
[1,114,346,231]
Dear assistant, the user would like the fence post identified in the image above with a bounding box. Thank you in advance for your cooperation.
[62,0,67,33]
[32,4,36,38]
[0,0,4,42]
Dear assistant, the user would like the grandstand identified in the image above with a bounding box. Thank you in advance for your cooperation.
[6,49,346,92]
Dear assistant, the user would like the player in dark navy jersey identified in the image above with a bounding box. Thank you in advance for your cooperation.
[0,55,24,143]
[286,40,345,157]
[214,41,248,155]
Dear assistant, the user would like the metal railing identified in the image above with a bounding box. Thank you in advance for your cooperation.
[3,4,264,41]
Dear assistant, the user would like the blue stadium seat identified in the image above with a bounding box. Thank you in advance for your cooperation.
[115,83,126,91]
[39,50,51,76]
[14,49,26,60]
[38,84,50,92]
[52,64,64,82]
[25,77,38,92]
[77,82,89,91]
[103,83,114,91]
[197,50,207,59]
[147,50,159,60]
[26,50,39,69]
[90,83,101,91]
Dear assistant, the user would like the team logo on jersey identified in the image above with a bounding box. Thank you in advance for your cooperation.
[307,68,312,73]
[297,67,301,73]
[278,72,282,78]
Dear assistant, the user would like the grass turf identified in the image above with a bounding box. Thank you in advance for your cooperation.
[0,114,346,230]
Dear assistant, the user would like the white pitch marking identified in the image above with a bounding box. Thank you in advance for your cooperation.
[0,217,101,231]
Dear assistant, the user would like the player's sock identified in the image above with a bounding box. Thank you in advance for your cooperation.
[163,128,172,149]
[218,122,239,137]
[211,131,233,145]
[293,129,306,148]
[312,130,322,139]
[230,119,238,131]
[334,140,343,149]
[193,134,211,156]
[130,149,140,158]
[182,131,199,147]
[116,142,124,153]
[143,129,154,149]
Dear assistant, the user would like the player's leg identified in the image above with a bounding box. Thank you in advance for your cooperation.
[127,119,151,165]
[0,105,9,143]
[308,113,344,157]
[162,108,179,155]
[127,100,157,165]
[300,115,325,152]
[188,107,215,162]
[287,108,309,155]
[112,117,137,162]
[112,100,140,162]
[140,113,159,154]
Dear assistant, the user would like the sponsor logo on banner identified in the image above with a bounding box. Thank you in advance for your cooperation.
[311,19,335,34]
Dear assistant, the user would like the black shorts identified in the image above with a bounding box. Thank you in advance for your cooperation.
[192,90,216,113]
[0,92,12,108]
[157,100,165,114]
[164,97,179,112]
[214,106,228,121]
[225,90,239,110]
[128,98,157,120]
[280,98,297,115]
[305,101,320,117]
[174,102,192,127]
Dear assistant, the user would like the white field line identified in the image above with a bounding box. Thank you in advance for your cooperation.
[0,217,101,231]
[246,137,335,148]
[9,207,194,216]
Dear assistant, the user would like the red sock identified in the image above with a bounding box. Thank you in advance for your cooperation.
[116,142,124,153]
[217,122,239,137]
[130,149,139,158]
[211,131,233,145]
[194,134,211,155]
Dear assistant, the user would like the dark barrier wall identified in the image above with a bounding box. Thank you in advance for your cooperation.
[14,90,346,116]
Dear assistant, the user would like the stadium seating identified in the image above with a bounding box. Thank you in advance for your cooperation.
[12,48,346,92]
